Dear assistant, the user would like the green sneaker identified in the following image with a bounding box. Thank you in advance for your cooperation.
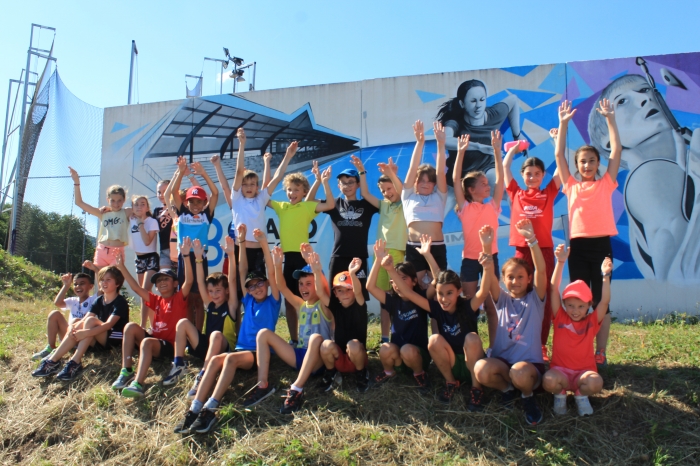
[111,368,135,390]
[32,345,53,361]
[122,381,145,398]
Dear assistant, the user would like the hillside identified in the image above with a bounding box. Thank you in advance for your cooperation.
[0,249,61,301]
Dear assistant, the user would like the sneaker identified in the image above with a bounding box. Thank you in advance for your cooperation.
[553,394,568,415]
[413,372,430,395]
[187,373,203,399]
[111,369,135,390]
[243,385,276,408]
[280,389,305,415]
[468,387,485,412]
[575,395,594,416]
[355,368,370,393]
[32,345,53,361]
[500,389,519,409]
[438,381,460,404]
[163,363,186,386]
[173,410,199,434]
[320,369,342,392]
[190,408,217,434]
[595,350,607,368]
[56,360,84,381]
[371,371,396,387]
[522,396,543,425]
[31,358,62,378]
[541,345,550,363]
[121,381,145,398]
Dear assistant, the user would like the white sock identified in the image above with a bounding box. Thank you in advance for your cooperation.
[521,392,533,399]
[502,383,514,393]
[291,384,303,393]
[190,399,203,414]
[203,397,219,410]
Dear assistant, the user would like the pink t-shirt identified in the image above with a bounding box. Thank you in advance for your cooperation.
[506,178,559,248]
[551,309,601,373]
[562,173,618,239]
[458,199,500,259]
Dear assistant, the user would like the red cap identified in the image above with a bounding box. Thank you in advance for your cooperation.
[562,280,593,303]
[332,271,353,289]
[185,186,207,201]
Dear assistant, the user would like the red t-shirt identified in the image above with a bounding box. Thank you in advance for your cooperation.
[506,178,559,248]
[147,291,189,344]
[551,309,601,372]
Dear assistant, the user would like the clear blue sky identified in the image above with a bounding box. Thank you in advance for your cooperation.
[2,0,700,130]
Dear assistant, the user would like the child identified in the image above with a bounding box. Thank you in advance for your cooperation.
[173,225,280,434]
[165,156,219,331]
[161,238,238,392]
[31,266,129,381]
[503,141,561,362]
[402,121,449,285]
[555,99,621,367]
[153,179,174,270]
[383,232,493,407]
[269,165,335,343]
[31,272,97,361]
[366,239,430,393]
[129,195,160,327]
[471,219,548,425]
[278,255,368,415]
[543,245,611,416]
[69,167,129,267]
[242,243,334,408]
[453,130,504,343]
[111,238,194,397]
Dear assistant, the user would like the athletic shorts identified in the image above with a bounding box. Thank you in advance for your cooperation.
[451,353,471,383]
[375,249,405,291]
[93,243,124,268]
[135,252,160,274]
[159,249,173,269]
[496,357,546,390]
[188,333,229,360]
[397,345,431,374]
[460,253,500,282]
[230,349,257,370]
[405,243,447,273]
[282,252,307,298]
[549,365,591,392]
[156,339,175,359]
[335,351,369,373]
[92,337,123,352]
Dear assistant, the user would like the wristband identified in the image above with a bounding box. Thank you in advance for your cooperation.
[74,184,80,186]
[601,272,611,277]
[358,170,367,176]
[182,254,190,257]
[558,260,566,263]
[195,259,204,263]
[527,239,538,247]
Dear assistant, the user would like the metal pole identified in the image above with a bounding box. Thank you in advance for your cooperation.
[220,62,223,95]
[252,61,257,91]
[233,63,237,94]
[128,40,138,104]
[1,77,22,196]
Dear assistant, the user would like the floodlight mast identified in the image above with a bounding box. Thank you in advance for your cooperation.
[204,57,228,94]
[128,40,138,105]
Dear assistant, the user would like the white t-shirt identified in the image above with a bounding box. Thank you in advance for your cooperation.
[64,295,98,319]
[129,217,159,254]
[401,186,447,226]
[231,187,271,245]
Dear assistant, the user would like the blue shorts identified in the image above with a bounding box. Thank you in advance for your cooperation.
[294,347,324,375]
[460,253,500,282]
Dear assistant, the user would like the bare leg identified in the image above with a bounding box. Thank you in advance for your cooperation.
[46,311,69,348]
[464,332,486,388]
[428,334,456,383]
[48,319,88,362]
[256,328,297,386]
[203,331,228,366]
[134,338,162,385]
[378,343,401,372]
[139,270,156,327]
[70,316,107,364]
[285,299,299,342]
[474,358,511,391]
[380,308,391,340]
[346,340,367,370]
[291,334,325,389]
[210,352,255,401]
[319,340,340,370]
[399,344,424,374]
[174,318,199,358]
[121,323,147,369]
[542,368,569,394]
[596,314,611,353]
[195,353,227,403]
[577,371,603,396]
[509,362,540,397]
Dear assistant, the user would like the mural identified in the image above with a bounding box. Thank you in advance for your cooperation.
[100,51,700,314]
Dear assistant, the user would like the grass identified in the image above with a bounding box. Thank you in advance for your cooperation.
[0,249,60,302]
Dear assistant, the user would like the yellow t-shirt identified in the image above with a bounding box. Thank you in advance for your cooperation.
[97,210,129,245]
[269,200,319,252]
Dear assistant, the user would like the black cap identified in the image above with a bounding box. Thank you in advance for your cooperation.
[244,271,268,287]
[151,269,177,284]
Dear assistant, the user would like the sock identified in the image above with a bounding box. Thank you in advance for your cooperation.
[381,336,390,343]
[190,399,203,414]
[203,397,219,410]
[521,392,533,398]
[384,370,395,376]
[259,381,268,389]
[413,371,425,377]
[45,344,54,351]
[124,367,134,373]
[291,384,303,393]
[501,383,514,393]
[174,356,185,367]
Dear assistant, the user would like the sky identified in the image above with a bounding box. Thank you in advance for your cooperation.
[2,0,700,142]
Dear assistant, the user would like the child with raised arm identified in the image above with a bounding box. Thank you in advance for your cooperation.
[401,121,449,284]
[161,238,238,390]
[32,267,129,381]
[366,239,431,393]
[270,164,335,344]
[153,179,174,271]
[128,194,160,328]
[165,156,219,331]
[69,167,129,267]
[383,230,492,407]
[543,245,610,416]
[110,238,193,397]
[503,140,561,362]
[31,272,97,361]
[173,225,281,434]
[471,219,548,425]
[242,243,334,408]
[555,99,621,367]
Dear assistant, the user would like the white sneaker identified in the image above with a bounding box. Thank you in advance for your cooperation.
[162,363,185,386]
[553,394,567,415]
[575,395,594,416]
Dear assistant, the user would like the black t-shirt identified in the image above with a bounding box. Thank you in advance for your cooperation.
[325,197,378,257]
[329,294,368,349]
[203,301,234,338]
[153,206,173,252]
[428,298,479,355]
[89,294,130,339]
[384,291,428,349]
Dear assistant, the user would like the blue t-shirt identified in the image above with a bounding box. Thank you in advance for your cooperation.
[235,293,281,351]
[176,204,214,251]
[384,291,428,350]
[492,288,544,364]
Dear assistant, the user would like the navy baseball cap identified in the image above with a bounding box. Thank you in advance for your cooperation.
[336,168,359,181]
[292,265,314,279]
[244,271,268,287]
[151,269,177,284]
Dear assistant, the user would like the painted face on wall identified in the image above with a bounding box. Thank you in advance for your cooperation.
[461,86,487,121]
[610,80,672,149]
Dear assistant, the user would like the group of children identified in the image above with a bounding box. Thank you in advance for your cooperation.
[30,99,621,430]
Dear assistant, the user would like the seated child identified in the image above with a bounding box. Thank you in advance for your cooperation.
[471,219,548,425]
[543,245,611,416]
[242,243,334,408]
[32,272,97,361]
[110,238,194,397]
[161,237,238,391]
[173,225,280,435]
[31,266,129,381]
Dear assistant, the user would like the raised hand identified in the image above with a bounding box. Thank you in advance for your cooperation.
[300,243,314,263]
[549,128,559,141]
[286,141,298,157]
[380,254,395,270]
[190,161,205,176]
[321,165,332,182]
[418,234,432,255]
[515,219,535,241]
[98,206,112,214]
[68,166,80,184]
[223,236,235,256]
[115,252,125,269]
[253,228,267,244]
[479,225,494,246]
[176,156,188,172]
[350,155,365,172]
[308,251,322,273]
[387,157,399,174]
[601,257,613,275]
[373,239,386,261]
[237,224,247,242]
[210,154,221,165]
[271,246,284,266]
[193,238,205,258]
[596,98,614,118]
[478,251,494,271]
[433,121,446,144]
[413,120,425,143]
[457,134,470,153]
[263,152,272,164]
[311,160,320,179]
[555,244,570,263]
[558,100,577,123]
[180,237,192,255]
[348,257,363,275]
[61,273,73,286]
[237,127,246,144]
[82,260,95,271]
[491,130,503,150]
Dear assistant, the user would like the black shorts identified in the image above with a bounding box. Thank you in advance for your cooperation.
[92,337,123,352]
[329,256,370,300]
[135,252,160,274]
[496,357,546,392]
[283,252,307,298]
[187,333,229,360]
[405,243,448,273]
[178,252,208,294]
[460,253,500,282]
[157,339,175,359]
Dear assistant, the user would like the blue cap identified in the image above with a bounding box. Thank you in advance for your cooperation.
[292,265,314,279]
[151,269,177,284]
[336,168,359,180]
